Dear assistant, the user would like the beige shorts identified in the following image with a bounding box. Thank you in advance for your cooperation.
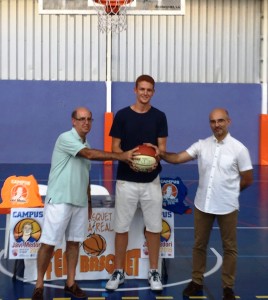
[40,203,88,246]
[113,176,163,233]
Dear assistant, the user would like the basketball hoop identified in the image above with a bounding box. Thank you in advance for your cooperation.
[92,0,133,33]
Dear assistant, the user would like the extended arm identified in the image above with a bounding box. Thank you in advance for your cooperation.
[77,147,134,163]
[160,150,194,164]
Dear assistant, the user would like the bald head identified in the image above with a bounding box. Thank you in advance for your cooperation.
[209,108,229,120]
[72,107,92,119]
[209,108,231,141]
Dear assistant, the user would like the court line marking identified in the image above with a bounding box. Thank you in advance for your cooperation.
[0,248,222,292]
[174,227,268,229]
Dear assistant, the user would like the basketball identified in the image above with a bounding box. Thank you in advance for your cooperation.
[133,144,157,172]
[161,219,171,242]
[83,234,107,257]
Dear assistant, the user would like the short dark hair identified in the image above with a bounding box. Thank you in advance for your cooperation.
[135,75,155,88]
[71,110,77,119]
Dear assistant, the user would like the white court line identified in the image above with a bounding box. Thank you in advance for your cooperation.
[162,247,222,288]
[0,248,222,292]
[236,227,268,229]
[174,227,268,230]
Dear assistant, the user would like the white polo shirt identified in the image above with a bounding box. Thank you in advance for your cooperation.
[186,133,253,214]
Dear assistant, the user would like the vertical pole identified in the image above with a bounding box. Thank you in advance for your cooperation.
[104,30,113,160]
[261,0,268,114]
[260,1,268,165]
[104,30,114,192]
[106,29,112,113]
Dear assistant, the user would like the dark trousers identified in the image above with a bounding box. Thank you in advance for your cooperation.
[192,207,238,288]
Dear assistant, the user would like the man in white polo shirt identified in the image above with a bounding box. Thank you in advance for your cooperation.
[159,108,253,300]
[32,107,136,300]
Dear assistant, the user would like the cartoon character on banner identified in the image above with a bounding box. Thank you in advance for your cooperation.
[11,185,28,202]
[161,177,192,214]
[14,218,42,243]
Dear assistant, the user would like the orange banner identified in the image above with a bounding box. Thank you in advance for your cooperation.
[259,114,268,165]
[0,175,43,214]
[104,112,114,165]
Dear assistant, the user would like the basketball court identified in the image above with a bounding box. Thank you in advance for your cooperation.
[0,0,268,299]
[0,163,268,300]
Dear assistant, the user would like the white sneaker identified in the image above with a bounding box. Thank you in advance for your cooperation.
[105,270,125,290]
[148,270,163,291]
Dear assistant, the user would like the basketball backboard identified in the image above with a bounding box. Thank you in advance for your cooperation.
[39,0,185,15]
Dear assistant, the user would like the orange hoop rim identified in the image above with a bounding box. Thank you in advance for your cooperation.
[94,0,133,5]
[94,0,133,14]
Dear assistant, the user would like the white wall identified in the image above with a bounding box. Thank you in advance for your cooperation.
[0,0,264,83]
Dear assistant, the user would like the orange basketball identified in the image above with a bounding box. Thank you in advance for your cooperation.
[161,219,171,242]
[83,234,107,256]
[133,145,157,172]
[136,144,156,157]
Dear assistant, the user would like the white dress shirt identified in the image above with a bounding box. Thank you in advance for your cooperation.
[186,133,253,214]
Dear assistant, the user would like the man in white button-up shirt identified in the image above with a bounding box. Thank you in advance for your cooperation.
[159,108,253,300]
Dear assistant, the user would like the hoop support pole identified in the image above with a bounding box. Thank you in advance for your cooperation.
[259,114,268,165]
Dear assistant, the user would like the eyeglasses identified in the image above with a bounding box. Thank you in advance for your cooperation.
[74,117,94,123]
[209,118,227,125]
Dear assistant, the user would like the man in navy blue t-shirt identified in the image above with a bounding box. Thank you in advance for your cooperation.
[106,75,168,291]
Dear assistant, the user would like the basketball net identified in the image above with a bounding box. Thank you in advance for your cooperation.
[92,0,133,33]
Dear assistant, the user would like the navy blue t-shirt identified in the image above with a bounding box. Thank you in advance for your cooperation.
[110,106,168,183]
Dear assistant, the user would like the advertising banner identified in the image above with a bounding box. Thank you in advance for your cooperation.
[9,208,43,259]
[9,207,174,281]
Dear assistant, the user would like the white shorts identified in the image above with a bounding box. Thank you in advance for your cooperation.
[40,203,88,246]
[113,176,163,233]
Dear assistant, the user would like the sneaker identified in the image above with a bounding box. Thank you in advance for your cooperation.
[64,282,86,298]
[183,281,203,296]
[148,270,163,291]
[223,287,235,300]
[105,270,125,290]
[31,287,44,300]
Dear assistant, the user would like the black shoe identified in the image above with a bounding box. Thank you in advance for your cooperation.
[223,287,235,300]
[31,287,44,300]
[64,282,86,299]
[183,281,203,296]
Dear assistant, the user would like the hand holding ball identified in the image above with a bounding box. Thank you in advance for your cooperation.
[132,145,157,172]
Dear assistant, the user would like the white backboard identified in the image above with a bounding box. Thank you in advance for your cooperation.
[39,0,185,15]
